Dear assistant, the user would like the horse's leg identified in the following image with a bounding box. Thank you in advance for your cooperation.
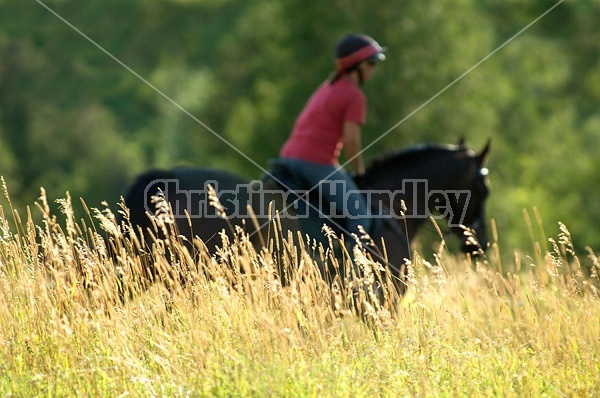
[369,223,411,299]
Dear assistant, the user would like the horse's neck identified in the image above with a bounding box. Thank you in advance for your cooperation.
[367,155,458,237]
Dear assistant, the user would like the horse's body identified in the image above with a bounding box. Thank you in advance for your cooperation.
[121,142,490,292]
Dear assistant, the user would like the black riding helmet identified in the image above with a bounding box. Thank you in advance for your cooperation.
[335,33,386,73]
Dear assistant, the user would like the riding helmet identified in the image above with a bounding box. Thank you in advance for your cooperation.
[335,33,386,72]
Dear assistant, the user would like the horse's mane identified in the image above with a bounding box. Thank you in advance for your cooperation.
[365,143,467,176]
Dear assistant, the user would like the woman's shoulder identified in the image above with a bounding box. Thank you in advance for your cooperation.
[328,79,364,97]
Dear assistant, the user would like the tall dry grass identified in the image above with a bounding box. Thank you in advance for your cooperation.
[0,182,599,397]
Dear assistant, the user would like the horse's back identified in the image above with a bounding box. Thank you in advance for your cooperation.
[171,166,250,190]
[120,167,249,251]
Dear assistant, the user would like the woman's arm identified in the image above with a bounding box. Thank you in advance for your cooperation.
[342,120,365,175]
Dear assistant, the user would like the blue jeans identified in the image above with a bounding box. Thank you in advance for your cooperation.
[277,158,373,242]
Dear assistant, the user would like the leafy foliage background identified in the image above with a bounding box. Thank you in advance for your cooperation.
[1,0,598,257]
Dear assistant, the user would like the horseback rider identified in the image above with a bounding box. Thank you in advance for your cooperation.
[278,33,386,243]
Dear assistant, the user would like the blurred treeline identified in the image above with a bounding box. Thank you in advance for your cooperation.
[1,0,599,255]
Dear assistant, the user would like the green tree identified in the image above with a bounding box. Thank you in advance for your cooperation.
[1,0,600,261]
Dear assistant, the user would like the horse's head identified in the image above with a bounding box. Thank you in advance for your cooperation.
[447,139,491,256]
[364,139,491,259]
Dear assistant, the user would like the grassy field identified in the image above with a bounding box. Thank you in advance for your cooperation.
[0,187,599,397]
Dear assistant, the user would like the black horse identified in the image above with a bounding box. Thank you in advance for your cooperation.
[120,141,490,293]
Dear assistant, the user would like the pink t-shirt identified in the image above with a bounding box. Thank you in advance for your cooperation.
[280,79,366,165]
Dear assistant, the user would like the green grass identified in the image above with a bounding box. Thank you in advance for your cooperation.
[0,186,599,397]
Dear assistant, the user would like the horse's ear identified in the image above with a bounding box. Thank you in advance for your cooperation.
[458,137,466,148]
[478,138,491,165]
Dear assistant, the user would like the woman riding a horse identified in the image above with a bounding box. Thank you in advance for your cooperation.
[277,33,386,244]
